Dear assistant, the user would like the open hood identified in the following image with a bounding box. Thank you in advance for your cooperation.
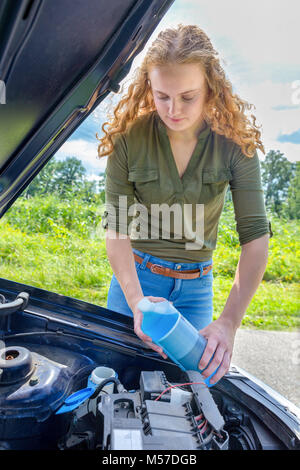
[0,0,174,218]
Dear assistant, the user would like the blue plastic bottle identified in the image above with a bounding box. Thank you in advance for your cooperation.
[138,297,219,387]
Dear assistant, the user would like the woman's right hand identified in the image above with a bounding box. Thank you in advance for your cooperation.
[131,295,168,359]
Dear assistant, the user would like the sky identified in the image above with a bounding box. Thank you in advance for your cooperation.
[55,0,300,180]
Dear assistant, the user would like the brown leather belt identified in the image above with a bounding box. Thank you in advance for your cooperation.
[133,253,212,280]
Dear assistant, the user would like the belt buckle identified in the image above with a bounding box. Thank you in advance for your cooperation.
[203,264,212,275]
[150,264,164,275]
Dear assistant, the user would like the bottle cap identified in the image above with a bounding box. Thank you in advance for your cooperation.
[55,387,94,415]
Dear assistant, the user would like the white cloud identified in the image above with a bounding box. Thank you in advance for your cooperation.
[236,80,300,160]
[238,80,299,111]
[147,0,300,69]
[54,139,107,173]
[86,174,104,183]
[258,141,299,163]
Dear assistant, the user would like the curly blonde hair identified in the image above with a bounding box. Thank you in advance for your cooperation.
[96,24,265,158]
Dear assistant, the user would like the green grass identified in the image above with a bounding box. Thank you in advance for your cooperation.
[213,277,299,330]
[0,195,299,330]
[0,222,111,306]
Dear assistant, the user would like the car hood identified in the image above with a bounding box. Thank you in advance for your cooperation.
[0,0,174,217]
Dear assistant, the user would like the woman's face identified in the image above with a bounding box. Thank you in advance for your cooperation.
[148,62,208,137]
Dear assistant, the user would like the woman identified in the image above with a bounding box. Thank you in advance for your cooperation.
[96,24,272,385]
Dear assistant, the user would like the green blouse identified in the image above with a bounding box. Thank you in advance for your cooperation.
[102,110,272,262]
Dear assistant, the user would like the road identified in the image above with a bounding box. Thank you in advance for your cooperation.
[231,329,300,407]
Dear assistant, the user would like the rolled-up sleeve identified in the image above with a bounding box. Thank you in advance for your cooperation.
[229,149,273,245]
[101,134,135,235]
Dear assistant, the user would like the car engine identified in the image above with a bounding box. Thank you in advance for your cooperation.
[58,369,229,451]
[0,340,296,451]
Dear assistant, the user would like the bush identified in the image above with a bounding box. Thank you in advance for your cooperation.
[214,206,299,283]
[1,194,299,330]
[4,194,105,239]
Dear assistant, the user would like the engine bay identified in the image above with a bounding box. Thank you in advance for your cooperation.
[0,289,298,451]
[60,369,228,450]
[0,342,289,450]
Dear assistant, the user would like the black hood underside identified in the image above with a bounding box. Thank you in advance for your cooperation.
[0,0,174,217]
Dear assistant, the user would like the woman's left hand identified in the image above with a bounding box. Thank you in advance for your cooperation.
[197,317,238,385]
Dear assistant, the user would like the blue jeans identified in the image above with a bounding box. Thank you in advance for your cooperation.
[107,248,214,330]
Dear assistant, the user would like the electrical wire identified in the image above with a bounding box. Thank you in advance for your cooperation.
[167,381,189,391]
[213,430,224,439]
[89,377,120,399]
[162,384,213,440]
[197,419,206,429]
[199,421,208,434]
[87,389,108,415]
[155,381,208,402]
[195,414,204,421]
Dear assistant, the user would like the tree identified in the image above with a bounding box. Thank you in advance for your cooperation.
[22,157,89,199]
[282,161,300,219]
[22,159,58,197]
[260,150,296,216]
[53,157,86,197]
[98,173,106,203]
[76,180,97,203]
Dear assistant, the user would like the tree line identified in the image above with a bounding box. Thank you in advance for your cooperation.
[23,151,299,219]
[23,157,106,204]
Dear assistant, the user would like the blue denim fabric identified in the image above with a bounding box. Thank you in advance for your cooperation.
[106,248,214,330]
